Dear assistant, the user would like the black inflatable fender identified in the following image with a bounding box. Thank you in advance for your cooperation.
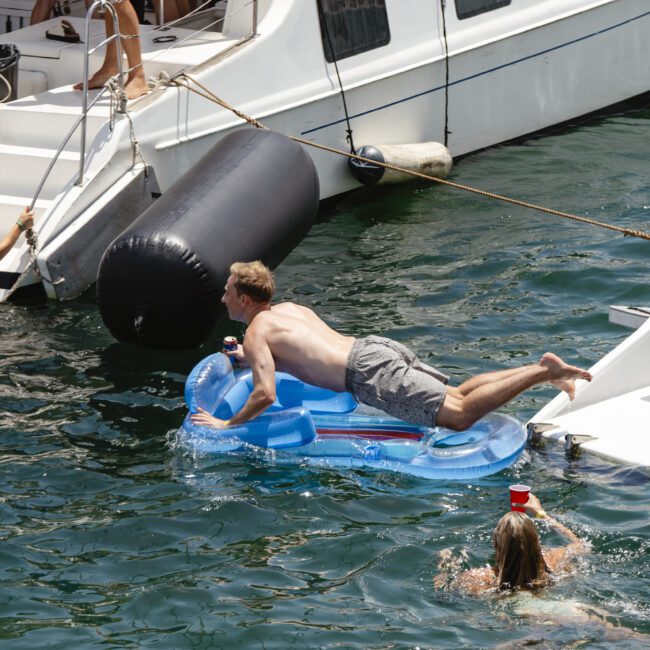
[97,128,320,348]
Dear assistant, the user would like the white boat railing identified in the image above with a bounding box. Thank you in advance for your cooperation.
[29,85,112,211]
[26,0,258,242]
[78,0,124,185]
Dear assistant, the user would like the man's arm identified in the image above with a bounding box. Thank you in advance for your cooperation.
[228,331,276,425]
[190,325,276,429]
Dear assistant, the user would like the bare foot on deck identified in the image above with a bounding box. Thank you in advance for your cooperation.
[124,73,148,100]
[73,67,117,92]
[74,71,147,100]
[540,352,592,400]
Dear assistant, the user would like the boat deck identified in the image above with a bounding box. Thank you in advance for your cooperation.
[0,11,240,283]
[0,14,236,97]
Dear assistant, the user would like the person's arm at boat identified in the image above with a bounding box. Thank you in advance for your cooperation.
[524,493,588,569]
[0,208,34,261]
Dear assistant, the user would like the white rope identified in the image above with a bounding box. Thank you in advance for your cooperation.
[0,73,12,103]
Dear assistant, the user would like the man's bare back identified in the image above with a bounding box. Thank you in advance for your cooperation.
[246,303,354,392]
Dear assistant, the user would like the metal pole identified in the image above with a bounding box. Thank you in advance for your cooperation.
[77,0,125,185]
[107,1,126,97]
[31,90,106,213]
[251,0,257,36]
[77,0,97,184]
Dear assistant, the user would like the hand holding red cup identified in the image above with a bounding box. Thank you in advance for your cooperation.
[509,484,530,512]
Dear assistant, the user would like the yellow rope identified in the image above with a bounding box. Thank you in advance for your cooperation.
[173,73,650,242]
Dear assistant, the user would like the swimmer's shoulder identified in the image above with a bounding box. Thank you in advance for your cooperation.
[455,567,496,595]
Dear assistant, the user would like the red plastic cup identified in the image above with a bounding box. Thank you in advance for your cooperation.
[509,484,530,512]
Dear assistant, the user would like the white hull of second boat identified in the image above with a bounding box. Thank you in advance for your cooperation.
[0,0,648,301]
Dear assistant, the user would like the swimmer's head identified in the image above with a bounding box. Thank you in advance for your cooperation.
[492,511,550,591]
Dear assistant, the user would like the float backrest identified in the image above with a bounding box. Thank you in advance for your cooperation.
[185,353,236,415]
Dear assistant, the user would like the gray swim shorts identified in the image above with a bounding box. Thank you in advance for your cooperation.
[345,336,449,427]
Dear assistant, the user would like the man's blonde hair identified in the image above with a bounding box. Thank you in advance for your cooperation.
[230,261,275,304]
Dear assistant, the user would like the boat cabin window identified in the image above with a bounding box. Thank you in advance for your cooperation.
[454,0,511,20]
[318,0,390,62]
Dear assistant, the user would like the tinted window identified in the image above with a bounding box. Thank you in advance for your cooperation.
[318,0,391,63]
[455,0,511,20]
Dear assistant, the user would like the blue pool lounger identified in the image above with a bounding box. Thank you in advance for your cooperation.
[177,353,527,480]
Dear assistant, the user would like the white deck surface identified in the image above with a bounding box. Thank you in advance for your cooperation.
[0,15,234,85]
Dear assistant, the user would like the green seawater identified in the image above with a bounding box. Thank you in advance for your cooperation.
[2,108,650,648]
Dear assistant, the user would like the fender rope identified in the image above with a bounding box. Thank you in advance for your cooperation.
[173,73,650,242]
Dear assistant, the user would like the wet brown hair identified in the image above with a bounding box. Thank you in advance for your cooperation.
[230,261,275,304]
[492,511,551,591]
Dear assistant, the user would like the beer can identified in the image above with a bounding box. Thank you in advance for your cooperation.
[223,336,238,352]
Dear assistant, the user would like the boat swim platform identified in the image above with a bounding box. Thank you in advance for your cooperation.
[0,10,242,294]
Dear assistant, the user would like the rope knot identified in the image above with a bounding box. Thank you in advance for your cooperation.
[148,70,174,92]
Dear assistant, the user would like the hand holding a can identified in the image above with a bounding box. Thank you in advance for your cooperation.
[223,336,247,365]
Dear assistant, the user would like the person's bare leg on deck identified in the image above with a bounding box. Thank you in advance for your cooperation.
[438,352,592,431]
[73,0,147,100]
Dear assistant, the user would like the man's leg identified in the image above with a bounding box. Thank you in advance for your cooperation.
[74,0,147,100]
[437,353,592,431]
[455,366,531,396]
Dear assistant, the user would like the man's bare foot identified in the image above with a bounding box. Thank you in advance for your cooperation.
[540,352,592,400]
[550,377,577,400]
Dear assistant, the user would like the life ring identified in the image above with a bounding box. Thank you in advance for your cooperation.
[178,353,527,480]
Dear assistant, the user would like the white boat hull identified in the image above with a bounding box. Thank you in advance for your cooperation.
[531,317,650,468]
[0,0,648,300]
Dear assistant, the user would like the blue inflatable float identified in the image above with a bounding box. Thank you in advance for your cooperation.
[177,353,528,480]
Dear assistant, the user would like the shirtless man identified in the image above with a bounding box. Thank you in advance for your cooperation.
[190,261,593,432]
